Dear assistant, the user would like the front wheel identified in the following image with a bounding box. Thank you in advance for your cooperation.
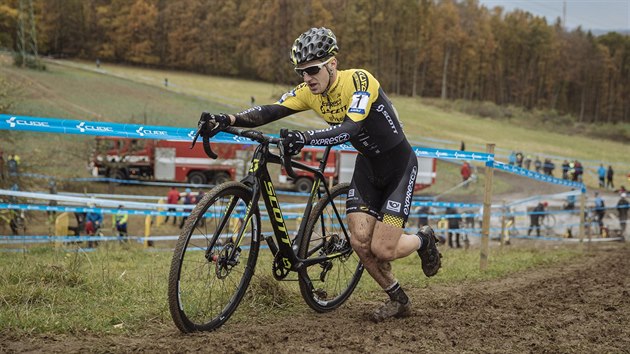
[298,183,363,312]
[168,182,261,332]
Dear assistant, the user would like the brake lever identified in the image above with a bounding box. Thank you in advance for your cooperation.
[190,128,202,149]
[279,129,298,180]
[190,120,219,159]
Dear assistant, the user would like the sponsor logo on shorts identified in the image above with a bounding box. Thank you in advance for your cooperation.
[348,189,355,197]
[403,166,418,215]
[386,200,401,213]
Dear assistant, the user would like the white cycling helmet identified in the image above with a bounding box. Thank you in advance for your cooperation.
[290,27,338,65]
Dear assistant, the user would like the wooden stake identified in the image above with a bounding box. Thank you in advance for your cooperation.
[480,144,495,271]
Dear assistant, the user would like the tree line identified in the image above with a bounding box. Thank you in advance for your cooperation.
[0,0,628,125]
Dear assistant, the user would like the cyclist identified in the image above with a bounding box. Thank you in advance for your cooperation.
[198,27,441,322]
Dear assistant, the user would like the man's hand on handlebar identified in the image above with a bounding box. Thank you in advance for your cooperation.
[198,112,231,136]
[281,130,307,156]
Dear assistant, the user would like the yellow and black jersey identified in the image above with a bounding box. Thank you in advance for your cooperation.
[233,69,406,157]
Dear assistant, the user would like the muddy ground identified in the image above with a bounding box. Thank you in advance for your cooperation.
[2,243,629,353]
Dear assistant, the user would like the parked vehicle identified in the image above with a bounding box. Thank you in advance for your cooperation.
[91,137,253,184]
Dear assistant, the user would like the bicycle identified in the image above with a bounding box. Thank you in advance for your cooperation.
[168,125,363,333]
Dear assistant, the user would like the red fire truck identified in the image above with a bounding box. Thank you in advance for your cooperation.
[279,147,437,193]
[91,137,253,184]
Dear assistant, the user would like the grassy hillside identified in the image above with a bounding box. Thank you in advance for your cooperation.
[51,58,630,163]
[1,54,628,192]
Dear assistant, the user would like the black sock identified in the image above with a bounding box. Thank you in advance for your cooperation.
[386,282,409,304]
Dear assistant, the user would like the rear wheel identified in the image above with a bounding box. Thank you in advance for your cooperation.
[213,172,231,185]
[298,183,363,312]
[168,182,260,332]
[112,169,127,181]
[188,171,207,185]
[295,177,313,194]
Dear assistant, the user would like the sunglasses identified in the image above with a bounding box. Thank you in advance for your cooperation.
[294,57,333,77]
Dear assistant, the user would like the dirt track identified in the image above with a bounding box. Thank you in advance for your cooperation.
[2,243,629,353]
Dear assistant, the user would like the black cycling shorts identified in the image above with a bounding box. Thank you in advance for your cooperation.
[346,140,418,228]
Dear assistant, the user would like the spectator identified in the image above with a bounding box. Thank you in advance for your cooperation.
[561,160,569,180]
[113,205,128,240]
[165,187,180,225]
[415,205,431,228]
[179,188,195,229]
[574,161,583,182]
[508,151,516,166]
[164,77,168,87]
[594,192,606,235]
[85,204,103,247]
[85,206,103,236]
[515,152,524,168]
[7,154,18,176]
[527,202,547,237]
[250,96,256,106]
[445,207,462,248]
[69,212,87,237]
[534,156,542,173]
[196,189,205,203]
[568,161,576,181]
[96,58,100,68]
[460,161,472,188]
[617,193,628,236]
[607,165,614,189]
[524,155,532,170]
[543,159,555,176]
[598,164,606,188]
[460,140,465,151]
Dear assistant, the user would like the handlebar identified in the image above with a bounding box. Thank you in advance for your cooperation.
[190,125,298,179]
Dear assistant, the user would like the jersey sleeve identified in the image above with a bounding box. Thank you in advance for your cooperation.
[305,116,362,146]
[233,104,297,127]
[276,83,311,112]
[345,70,380,122]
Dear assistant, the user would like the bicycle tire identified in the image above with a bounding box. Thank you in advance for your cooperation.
[298,183,363,312]
[168,182,261,333]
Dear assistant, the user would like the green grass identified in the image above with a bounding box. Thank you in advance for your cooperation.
[0,244,581,335]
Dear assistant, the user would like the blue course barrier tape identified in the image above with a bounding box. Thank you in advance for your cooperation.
[0,203,303,220]
[412,201,483,209]
[414,146,493,162]
[1,114,493,161]
[493,161,585,190]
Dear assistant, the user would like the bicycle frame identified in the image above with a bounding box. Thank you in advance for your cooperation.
[226,138,351,272]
